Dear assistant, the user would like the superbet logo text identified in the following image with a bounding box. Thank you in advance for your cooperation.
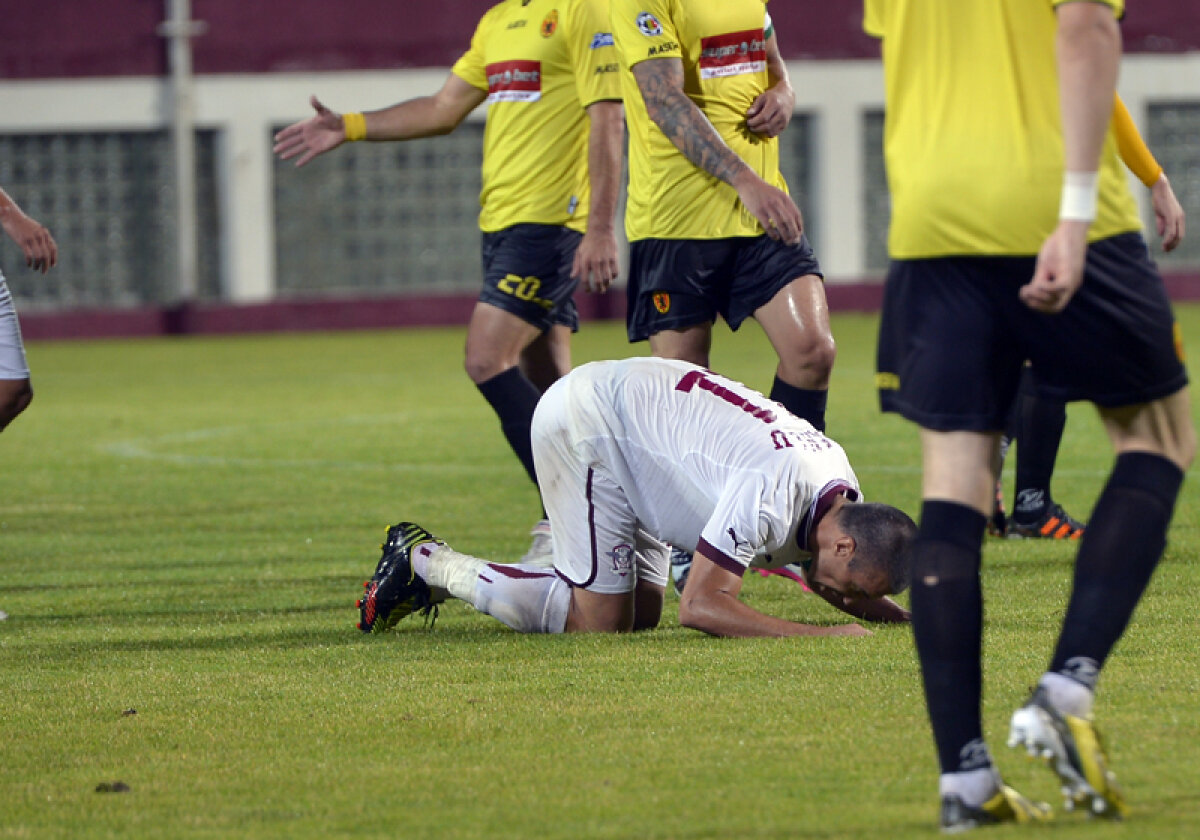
[698,29,766,79]
[485,60,543,103]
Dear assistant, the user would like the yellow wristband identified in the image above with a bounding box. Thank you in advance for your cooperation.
[343,112,367,142]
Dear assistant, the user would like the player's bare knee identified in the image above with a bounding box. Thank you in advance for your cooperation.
[0,379,32,431]
[463,353,510,386]
[779,334,836,383]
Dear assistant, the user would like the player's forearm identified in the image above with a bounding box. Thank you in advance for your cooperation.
[633,60,753,187]
[360,96,464,141]
[679,588,846,638]
[765,33,792,97]
[1056,3,1121,175]
[584,101,624,232]
[1112,95,1163,187]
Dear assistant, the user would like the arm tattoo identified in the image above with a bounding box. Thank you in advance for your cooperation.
[633,59,749,186]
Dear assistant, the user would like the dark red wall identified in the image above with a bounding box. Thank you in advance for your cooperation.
[2,1,1196,79]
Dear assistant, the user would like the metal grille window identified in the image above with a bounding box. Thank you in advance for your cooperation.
[778,113,816,250]
[862,110,889,275]
[0,131,220,309]
[1147,103,1200,269]
[272,124,485,297]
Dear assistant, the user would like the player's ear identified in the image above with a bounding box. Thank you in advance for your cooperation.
[834,535,855,559]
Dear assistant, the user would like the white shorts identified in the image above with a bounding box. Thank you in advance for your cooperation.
[532,378,670,595]
[0,273,31,380]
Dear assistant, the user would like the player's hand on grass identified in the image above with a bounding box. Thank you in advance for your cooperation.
[0,206,57,274]
[1151,173,1185,252]
[745,84,794,139]
[273,96,348,167]
[732,172,803,245]
[1021,220,1088,314]
[571,227,619,293]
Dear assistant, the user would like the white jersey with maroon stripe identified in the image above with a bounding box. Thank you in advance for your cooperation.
[536,357,859,574]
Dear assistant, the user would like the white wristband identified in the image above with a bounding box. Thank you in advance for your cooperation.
[1059,171,1098,222]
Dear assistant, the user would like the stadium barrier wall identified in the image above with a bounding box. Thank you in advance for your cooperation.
[3,55,1199,339]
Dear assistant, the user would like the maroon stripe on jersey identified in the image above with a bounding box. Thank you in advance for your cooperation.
[698,538,746,578]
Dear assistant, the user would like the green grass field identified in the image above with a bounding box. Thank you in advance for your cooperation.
[3,310,1199,839]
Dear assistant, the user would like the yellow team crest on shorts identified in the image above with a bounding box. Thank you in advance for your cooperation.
[541,10,558,37]
[653,293,671,314]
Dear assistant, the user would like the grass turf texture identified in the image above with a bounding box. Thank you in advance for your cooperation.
[3,310,1200,839]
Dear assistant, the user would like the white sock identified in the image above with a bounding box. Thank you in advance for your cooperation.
[1038,671,1095,718]
[412,544,487,601]
[939,767,1000,807]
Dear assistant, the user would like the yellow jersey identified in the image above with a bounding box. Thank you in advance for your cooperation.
[863,0,1142,258]
[612,0,783,241]
[453,0,620,233]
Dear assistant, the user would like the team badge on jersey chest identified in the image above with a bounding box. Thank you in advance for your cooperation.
[541,10,558,37]
[698,29,766,79]
[486,60,543,103]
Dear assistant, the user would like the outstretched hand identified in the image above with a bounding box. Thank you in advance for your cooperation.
[272,96,348,167]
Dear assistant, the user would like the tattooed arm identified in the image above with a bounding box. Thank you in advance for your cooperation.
[631,57,803,244]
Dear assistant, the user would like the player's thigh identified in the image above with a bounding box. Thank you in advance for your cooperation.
[464,302,545,379]
[520,324,573,392]
[1099,387,1196,471]
[728,233,824,336]
[647,324,712,366]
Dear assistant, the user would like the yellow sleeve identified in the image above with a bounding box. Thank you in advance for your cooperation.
[450,9,493,92]
[863,0,884,39]
[611,0,681,69]
[1112,95,1163,187]
[570,0,621,107]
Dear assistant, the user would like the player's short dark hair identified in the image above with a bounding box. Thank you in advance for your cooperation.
[838,502,916,594]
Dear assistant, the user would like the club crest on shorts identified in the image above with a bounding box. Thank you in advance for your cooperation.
[653,293,671,314]
[541,10,558,37]
[608,543,634,577]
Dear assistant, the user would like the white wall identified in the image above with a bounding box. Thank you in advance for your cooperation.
[2,54,1197,301]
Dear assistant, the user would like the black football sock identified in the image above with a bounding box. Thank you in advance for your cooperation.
[912,500,988,773]
[1049,451,1184,678]
[769,376,827,432]
[475,367,541,487]
[1012,371,1066,523]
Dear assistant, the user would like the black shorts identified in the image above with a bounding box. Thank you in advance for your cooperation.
[876,232,1189,431]
[625,234,823,342]
[479,223,582,332]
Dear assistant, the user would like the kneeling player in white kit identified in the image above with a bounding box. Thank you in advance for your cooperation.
[358,357,915,637]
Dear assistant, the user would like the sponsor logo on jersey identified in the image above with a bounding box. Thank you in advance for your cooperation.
[485,60,542,103]
[636,11,663,37]
[590,31,614,49]
[698,29,767,79]
[646,41,678,57]
[506,19,528,30]
[653,293,670,314]
[541,10,558,37]
[594,62,618,75]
